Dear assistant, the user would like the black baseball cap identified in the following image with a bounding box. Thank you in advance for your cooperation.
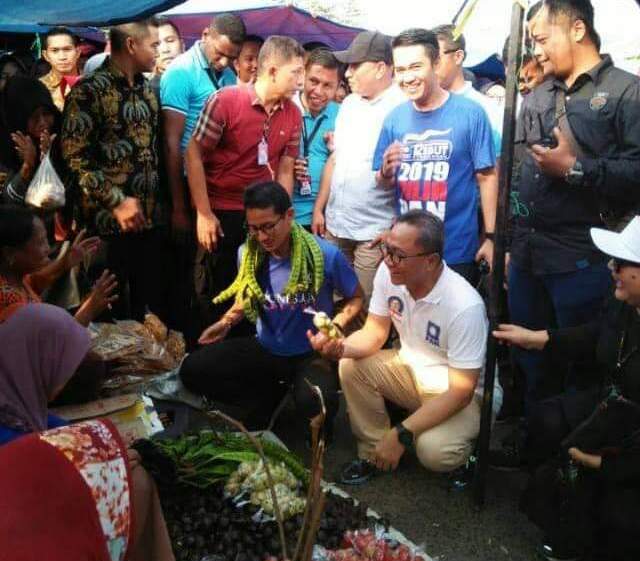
[334,31,393,65]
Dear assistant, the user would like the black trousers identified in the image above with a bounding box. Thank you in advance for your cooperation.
[104,227,171,322]
[526,387,601,467]
[449,261,480,288]
[179,336,339,430]
[193,210,253,336]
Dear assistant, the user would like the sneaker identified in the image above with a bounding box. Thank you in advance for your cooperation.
[339,459,379,486]
[539,542,582,561]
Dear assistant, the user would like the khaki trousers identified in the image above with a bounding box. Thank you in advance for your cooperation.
[339,349,481,473]
[325,231,382,308]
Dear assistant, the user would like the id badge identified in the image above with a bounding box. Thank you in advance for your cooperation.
[299,178,312,196]
[258,138,269,165]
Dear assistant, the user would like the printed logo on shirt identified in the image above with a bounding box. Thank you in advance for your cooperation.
[589,92,609,111]
[397,128,452,220]
[263,290,317,311]
[425,321,441,347]
[387,296,404,320]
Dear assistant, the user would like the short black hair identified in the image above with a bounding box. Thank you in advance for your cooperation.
[156,17,182,40]
[395,210,444,256]
[392,28,440,64]
[210,13,247,46]
[244,181,292,215]
[303,41,331,52]
[244,34,264,46]
[527,1,544,21]
[0,205,37,253]
[431,24,466,55]
[44,27,79,49]
[543,0,601,50]
[109,17,160,53]
[305,48,340,72]
[257,36,305,76]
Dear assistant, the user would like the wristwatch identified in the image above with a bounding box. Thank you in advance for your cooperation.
[395,423,414,450]
[565,159,585,186]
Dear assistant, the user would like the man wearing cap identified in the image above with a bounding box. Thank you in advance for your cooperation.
[374,28,498,285]
[312,31,405,306]
[494,216,640,560]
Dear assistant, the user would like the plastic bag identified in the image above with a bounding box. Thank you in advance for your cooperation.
[25,151,65,209]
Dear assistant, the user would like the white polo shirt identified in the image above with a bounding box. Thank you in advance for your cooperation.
[325,84,406,241]
[369,262,499,402]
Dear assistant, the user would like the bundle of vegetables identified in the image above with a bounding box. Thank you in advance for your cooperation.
[140,430,309,489]
[161,483,383,561]
[213,222,324,322]
[226,459,306,519]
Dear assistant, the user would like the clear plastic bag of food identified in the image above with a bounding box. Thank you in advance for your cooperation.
[25,151,65,210]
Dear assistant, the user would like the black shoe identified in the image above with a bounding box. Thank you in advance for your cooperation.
[539,542,582,561]
[488,440,525,471]
[339,459,378,486]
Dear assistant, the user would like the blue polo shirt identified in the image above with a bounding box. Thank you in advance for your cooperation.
[292,96,339,225]
[239,236,359,356]
[160,41,237,152]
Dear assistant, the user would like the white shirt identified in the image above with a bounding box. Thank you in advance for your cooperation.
[369,262,502,407]
[325,84,406,241]
[457,81,504,157]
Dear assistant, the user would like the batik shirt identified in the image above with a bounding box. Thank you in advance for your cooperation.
[61,57,166,236]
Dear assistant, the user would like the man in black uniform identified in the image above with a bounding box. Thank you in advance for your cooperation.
[508,0,640,413]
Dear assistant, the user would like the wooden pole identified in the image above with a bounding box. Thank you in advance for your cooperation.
[473,0,525,508]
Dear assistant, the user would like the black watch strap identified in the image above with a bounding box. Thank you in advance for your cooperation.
[395,423,414,449]
[485,232,495,241]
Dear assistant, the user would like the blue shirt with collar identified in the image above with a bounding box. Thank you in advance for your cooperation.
[160,41,237,152]
[292,96,339,225]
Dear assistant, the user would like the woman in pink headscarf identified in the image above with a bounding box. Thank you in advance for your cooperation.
[0,303,174,561]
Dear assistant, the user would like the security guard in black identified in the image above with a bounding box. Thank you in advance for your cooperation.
[513,55,640,275]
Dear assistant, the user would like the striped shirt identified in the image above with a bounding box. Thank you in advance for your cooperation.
[192,84,302,211]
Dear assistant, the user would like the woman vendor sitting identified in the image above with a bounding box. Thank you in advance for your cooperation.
[494,217,640,561]
[0,204,117,325]
[0,303,175,560]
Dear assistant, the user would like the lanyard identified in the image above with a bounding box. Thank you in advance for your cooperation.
[302,114,326,158]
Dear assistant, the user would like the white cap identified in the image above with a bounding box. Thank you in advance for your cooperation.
[590,216,640,263]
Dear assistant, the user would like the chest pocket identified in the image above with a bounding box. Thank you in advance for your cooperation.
[568,95,618,157]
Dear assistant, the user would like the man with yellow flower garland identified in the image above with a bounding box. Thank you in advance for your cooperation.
[180,181,363,435]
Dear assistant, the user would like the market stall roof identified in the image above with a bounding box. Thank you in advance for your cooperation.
[166,5,365,50]
[0,0,185,30]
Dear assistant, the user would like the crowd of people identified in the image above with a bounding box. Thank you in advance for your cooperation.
[0,0,639,559]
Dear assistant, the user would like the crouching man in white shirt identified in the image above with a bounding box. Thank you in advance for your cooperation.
[308,210,495,484]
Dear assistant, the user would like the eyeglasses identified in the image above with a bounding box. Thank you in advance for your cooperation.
[379,242,431,266]
[610,258,640,273]
[245,215,284,236]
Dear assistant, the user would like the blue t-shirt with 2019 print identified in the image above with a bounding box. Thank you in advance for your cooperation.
[239,236,359,357]
[372,93,495,265]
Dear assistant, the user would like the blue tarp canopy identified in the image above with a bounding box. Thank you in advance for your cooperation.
[0,0,185,31]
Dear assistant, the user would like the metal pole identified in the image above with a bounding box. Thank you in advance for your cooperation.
[473,0,525,508]
[452,0,472,24]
